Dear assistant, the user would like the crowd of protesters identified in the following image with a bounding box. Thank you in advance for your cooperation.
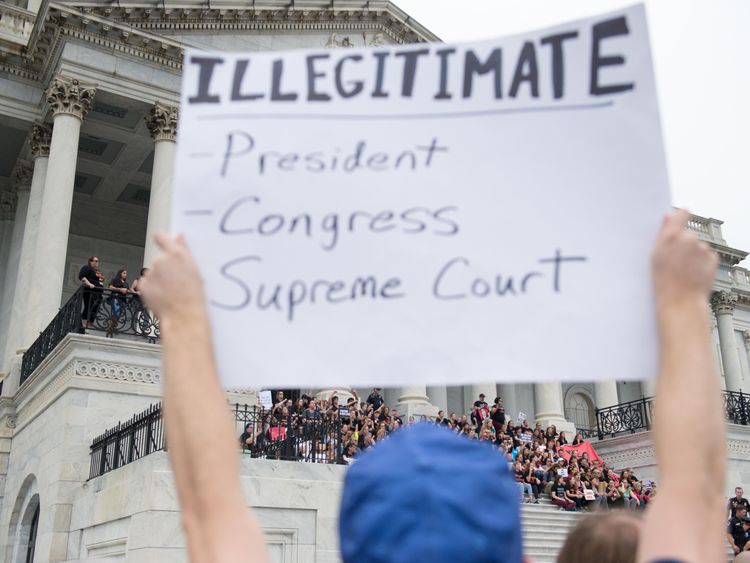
[239,388,657,512]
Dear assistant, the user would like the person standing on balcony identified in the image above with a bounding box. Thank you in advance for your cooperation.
[130,267,149,296]
[107,269,132,328]
[78,256,102,330]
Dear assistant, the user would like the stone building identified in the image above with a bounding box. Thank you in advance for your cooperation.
[0,0,749,561]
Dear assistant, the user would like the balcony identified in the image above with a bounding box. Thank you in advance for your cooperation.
[0,2,34,53]
[20,287,159,387]
[593,391,750,440]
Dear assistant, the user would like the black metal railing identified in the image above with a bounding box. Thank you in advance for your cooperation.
[89,403,164,479]
[577,427,599,440]
[234,403,345,464]
[595,390,750,439]
[21,287,160,386]
[724,390,750,425]
[88,402,346,479]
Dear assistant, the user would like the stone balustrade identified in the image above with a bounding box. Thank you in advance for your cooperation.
[733,266,750,290]
[686,212,726,244]
[0,4,34,52]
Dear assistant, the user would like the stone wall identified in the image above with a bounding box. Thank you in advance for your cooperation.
[68,453,344,563]
[594,423,750,493]
[0,335,163,562]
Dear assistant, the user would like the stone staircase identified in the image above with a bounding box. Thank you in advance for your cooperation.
[520,496,584,562]
[520,496,735,562]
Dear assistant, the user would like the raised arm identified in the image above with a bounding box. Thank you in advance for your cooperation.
[637,210,724,563]
[140,234,269,563]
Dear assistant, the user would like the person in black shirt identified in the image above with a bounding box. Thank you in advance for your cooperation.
[366,388,384,410]
[729,487,750,518]
[108,269,131,325]
[490,397,506,435]
[79,256,103,329]
[729,506,749,555]
[741,516,750,552]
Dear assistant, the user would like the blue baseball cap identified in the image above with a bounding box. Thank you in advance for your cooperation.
[339,423,522,563]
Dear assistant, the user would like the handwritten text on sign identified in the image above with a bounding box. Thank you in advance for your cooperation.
[172,5,670,389]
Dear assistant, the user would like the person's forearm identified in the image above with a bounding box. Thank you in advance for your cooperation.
[654,297,725,494]
[161,304,269,562]
[161,305,242,512]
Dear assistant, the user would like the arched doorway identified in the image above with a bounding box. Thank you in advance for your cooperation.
[14,493,39,563]
[7,474,40,563]
[564,391,596,432]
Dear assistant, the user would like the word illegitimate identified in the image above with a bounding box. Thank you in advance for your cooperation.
[187,16,635,106]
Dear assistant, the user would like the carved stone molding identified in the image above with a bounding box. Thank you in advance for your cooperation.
[6,416,17,429]
[0,191,17,215]
[16,362,75,431]
[324,32,354,48]
[46,75,96,120]
[75,360,162,385]
[145,102,178,142]
[599,445,656,468]
[744,330,750,349]
[711,290,738,315]
[226,388,257,395]
[0,3,434,83]
[727,438,750,457]
[10,159,33,191]
[29,123,52,159]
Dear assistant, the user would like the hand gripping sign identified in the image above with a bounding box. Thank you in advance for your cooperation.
[171,5,670,390]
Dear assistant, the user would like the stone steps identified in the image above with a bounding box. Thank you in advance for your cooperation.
[520,496,586,563]
[520,497,735,562]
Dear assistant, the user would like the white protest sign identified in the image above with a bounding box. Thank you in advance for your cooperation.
[517,412,527,424]
[258,390,273,409]
[172,5,669,389]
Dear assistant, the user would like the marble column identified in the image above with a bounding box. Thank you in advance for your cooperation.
[640,379,657,399]
[594,380,619,410]
[426,385,448,412]
[143,102,178,266]
[533,382,574,433]
[744,332,750,389]
[0,194,14,286]
[26,76,95,338]
[498,383,516,422]
[712,290,742,392]
[3,125,51,366]
[0,164,32,366]
[397,385,438,420]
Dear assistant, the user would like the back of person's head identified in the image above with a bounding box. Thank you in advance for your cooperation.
[339,422,522,563]
[557,512,641,563]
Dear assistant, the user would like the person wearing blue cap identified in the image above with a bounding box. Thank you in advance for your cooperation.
[138,210,726,563]
[339,422,522,563]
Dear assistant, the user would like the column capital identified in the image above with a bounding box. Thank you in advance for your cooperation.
[145,102,179,142]
[46,75,96,120]
[28,123,52,159]
[0,191,17,216]
[711,290,738,315]
[10,160,33,192]
[744,330,750,348]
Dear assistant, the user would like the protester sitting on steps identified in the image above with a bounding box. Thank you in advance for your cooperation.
[138,210,726,563]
